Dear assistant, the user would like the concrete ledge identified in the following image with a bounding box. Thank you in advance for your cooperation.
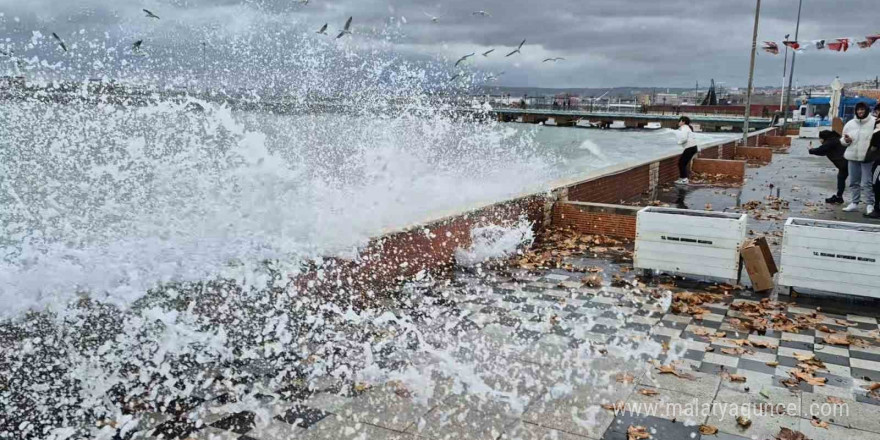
[691,158,746,184]
[734,146,773,164]
[552,202,639,239]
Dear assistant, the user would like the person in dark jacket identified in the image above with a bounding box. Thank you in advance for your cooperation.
[809,130,848,204]
[866,120,880,218]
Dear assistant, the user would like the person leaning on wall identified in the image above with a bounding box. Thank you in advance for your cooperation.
[674,116,698,185]
[808,130,848,205]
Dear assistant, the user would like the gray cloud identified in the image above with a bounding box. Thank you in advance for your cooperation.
[2,0,879,88]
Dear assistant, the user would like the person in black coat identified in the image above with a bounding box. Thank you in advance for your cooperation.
[809,130,848,204]
[866,121,880,219]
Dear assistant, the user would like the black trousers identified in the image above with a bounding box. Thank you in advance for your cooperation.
[831,158,849,198]
[679,146,698,179]
[873,161,880,209]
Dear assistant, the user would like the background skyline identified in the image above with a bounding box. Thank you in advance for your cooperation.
[2,0,879,89]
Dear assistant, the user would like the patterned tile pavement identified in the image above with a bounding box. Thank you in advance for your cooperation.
[115,258,880,440]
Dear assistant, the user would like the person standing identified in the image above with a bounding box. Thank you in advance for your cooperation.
[840,102,876,214]
[808,130,848,204]
[675,116,698,184]
[865,119,880,219]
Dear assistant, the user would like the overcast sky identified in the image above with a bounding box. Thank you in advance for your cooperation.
[2,0,879,89]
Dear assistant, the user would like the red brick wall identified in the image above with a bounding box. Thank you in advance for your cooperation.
[659,156,680,185]
[734,147,773,163]
[765,136,791,147]
[552,202,639,239]
[567,164,651,204]
[691,158,746,183]
[291,194,547,299]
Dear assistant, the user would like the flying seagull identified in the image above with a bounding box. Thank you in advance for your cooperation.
[133,40,143,53]
[0,48,8,57]
[336,16,352,38]
[454,53,474,67]
[51,33,68,52]
[143,9,160,19]
[298,0,310,4]
[542,57,566,63]
[481,48,495,57]
[472,10,491,17]
[449,73,461,82]
[506,39,525,57]
[317,23,328,34]
[423,12,441,23]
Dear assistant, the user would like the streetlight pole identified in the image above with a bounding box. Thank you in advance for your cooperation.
[780,34,789,112]
[782,0,803,134]
[742,0,761,143]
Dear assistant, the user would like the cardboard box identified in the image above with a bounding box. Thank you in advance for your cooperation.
[741,237,778,292]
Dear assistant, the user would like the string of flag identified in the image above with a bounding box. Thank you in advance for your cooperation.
[762,34,880,54]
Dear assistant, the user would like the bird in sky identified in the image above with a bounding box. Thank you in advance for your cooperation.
[542,57,565,63]
[454,53,474,67]
[423,12,441,23]
[143,9,160,19]
[472,10,491,17]
[487,71,505,81]
[51,33,68,52]
[317,23,328,34]
[506,39,525,57]
[336,17,353,38]
[449,73,461,82]
[298,0,310,4]
[0,48,8,57]
[133,40,143,53]
[481,49,495,57]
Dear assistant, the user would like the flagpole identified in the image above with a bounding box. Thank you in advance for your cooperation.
[743,0,761,143]
[782,0,803,134]
[780,34,789,112]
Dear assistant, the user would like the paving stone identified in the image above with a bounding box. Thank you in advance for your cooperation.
[781,332,815,344]
[244,418,308,440]
[500,421,591,440]
[850,357,880,373]
[302,416,416,439]
[606,412,701,440]
[407,394,519,440]
[703,352,740,369]
[797,418,880,440]
[800,392,880,434]
[639,368,721,399]
[626,386,709,425]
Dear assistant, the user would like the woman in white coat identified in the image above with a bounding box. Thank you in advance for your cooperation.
[840,102,877,214]
[675,116,698,184]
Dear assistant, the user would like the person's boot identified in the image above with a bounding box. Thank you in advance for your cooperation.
[825,195,844,204]
[866,205,880,218]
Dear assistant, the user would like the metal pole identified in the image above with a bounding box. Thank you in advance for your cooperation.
[780,34,789,112]
[742,0,761,143]
[782,0,803,133]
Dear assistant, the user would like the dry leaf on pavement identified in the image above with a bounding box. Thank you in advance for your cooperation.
[776,427,809,440]
[699,425,718,435]
[811,418,829,429]
[616,373,635,384]
[602,401,626,412]
[627,425,651,440]
[638,388,660,396]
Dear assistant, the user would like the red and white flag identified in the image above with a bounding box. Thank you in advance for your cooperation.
[762,41,779,54]
[827,38,851,52]
[782,40,800,50]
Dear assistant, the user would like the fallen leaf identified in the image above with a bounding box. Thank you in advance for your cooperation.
[627,425,650,440]
[835,319,856,327]
[638,388,660,396]
[713,331,727,338]
[811,418,829,429]
[826,396,845,405]
[727,374,747,383]
[766,361,779,367]
[582,274,603,287]
[748,340,777,349]
[824,333,851,346]
[864,383,880,392]
[793,352,815,362]
[602,401,626,412]
[736,415,752,428]
[699,425,718,435]
[722,347,750,356]
[776,427,809,440]
[616,373,635,384]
